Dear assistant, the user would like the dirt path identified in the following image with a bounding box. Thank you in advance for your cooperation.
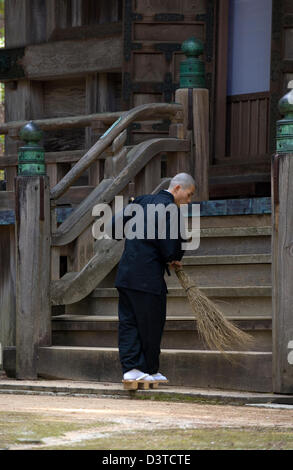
[2,393,293,428]
[1,392,293,450]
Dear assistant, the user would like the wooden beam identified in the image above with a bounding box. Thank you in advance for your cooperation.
[214,0,230,159]
[50,22,122,42]
[272,153,293,393]
[18,35,122,80]
[15,175,51,379]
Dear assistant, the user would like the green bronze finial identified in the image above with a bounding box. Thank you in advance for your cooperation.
[18,121,46,176]
[179,37,206,89]
[276,81,293,154]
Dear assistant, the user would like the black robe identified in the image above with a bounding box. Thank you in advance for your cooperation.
[112,190,185,295]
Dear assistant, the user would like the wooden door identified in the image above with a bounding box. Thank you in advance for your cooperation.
[122,0,216,145]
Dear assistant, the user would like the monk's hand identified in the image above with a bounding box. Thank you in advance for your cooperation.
[169,260,182,269]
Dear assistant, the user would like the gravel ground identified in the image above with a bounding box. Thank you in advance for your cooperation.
[0,392,293,450]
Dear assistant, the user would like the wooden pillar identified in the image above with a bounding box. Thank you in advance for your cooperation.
[173,88,209,201]
[171,37,209,201]
[272,82,293,394]
[15,175,51,379]
[14,123,51,380]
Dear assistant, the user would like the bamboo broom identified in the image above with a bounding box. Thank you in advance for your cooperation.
[175,267,253,353]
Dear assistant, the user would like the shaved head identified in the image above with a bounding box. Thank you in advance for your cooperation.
[168,173,196,190]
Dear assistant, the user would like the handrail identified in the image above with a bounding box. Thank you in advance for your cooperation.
[50,137,189,305]
[52,138,189,246]
[0,112,122,134]
[50,103,182,201]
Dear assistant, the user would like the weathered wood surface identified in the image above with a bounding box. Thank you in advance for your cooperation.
[0,191,14,210]
[52,138,189,246]
[0,113,122,135]
[272,154,293,393]
[173,88,209,200]
[51,238,125,306]
[52,178,113,246]
[192,89,209,200]
[226,92,270,159]
[0,226,16,352]
[50,103,183,200]
[15,176,51,379]
[15,35,123,80]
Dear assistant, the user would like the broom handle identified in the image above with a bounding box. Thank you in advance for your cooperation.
[174,266,197,293]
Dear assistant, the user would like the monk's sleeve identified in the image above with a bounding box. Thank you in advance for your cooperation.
[157,207,185,262]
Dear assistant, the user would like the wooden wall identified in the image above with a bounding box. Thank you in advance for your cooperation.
[226,92,270,159]
[122,0,215,145]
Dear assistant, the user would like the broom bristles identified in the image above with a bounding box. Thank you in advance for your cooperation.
[175,268,253,353]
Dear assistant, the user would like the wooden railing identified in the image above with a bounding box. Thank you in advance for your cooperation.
[47,102,189,303]
[49,103,183,200]
[0,105,179,193]
[3,89,211,379]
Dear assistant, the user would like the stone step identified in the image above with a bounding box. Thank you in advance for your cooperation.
[97,254,272,289]
[3,346,273,393]
[65,286,272,318]
[187,226,271,255]
[199,227,271,237]
[195,213,271,229]
[52,315,272,352]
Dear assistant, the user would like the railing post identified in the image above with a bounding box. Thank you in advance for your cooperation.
[15,122,51,380]
[272,81,293,394]
[173,37,209,200]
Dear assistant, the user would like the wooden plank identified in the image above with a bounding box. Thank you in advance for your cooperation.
[5,0,29,48]
[210,182,257,199]
[19,35,123,80]
[230,101,240,157]
[210,159,270,176]
[0,191,14,210]
[51,238,125,306]
[57,186,94,206]
[258,98,269,155]
[210,174,270,186]
[240,100,250,157]
[52,178,113,247]
[214,0,229,159]
[104,147,128,179]
[134,0,206,15]
[192,89,209,200]
[250,99,260,156]
[0,225,16,352]
[133,23,204,42]
[43,78,85,119]
[50,23,122,42]
[86,73,100,186]
[73,224,95,272]
[227,92,270,103]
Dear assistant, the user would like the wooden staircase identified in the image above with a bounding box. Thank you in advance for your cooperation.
[1,102,275,393]
[48,211,273,392]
